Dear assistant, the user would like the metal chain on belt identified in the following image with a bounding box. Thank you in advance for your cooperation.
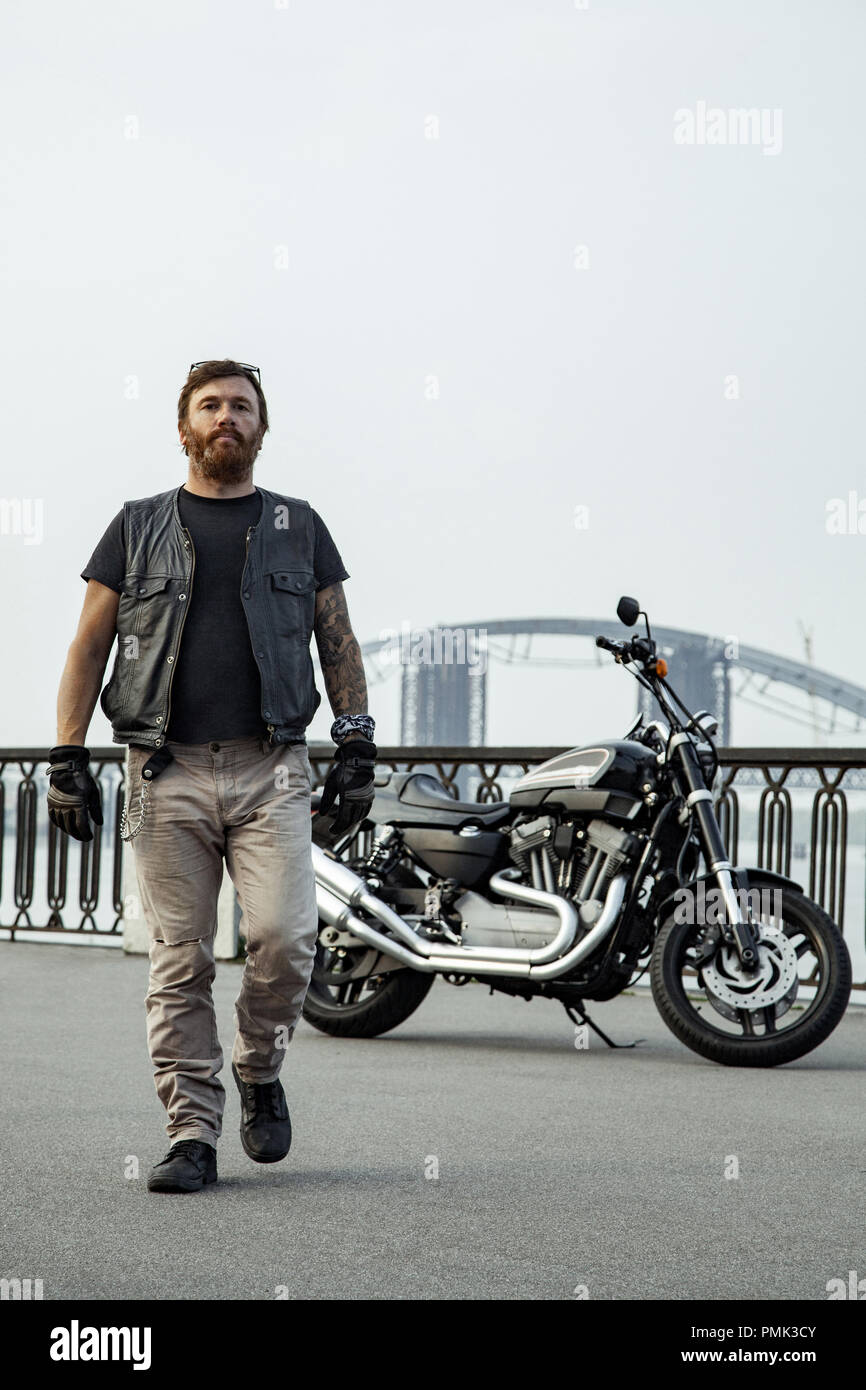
[119,777,150,841]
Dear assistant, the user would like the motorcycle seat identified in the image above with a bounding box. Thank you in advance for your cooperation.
[398,773,511,821]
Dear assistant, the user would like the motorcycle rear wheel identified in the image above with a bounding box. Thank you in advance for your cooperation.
[651,886,851,1066]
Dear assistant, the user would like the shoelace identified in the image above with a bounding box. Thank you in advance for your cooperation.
[165,1139,210,1162]
[239,1077,284,1121]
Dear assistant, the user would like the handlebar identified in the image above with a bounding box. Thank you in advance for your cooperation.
[595,635,625,656]
[597,607,713,755]
[596,633,657,665]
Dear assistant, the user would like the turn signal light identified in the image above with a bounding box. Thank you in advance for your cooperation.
[655,658,668,676]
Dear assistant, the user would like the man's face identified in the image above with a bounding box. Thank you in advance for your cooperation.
[180,375,264,483]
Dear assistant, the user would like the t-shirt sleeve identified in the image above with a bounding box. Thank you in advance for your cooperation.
[81,509,126,593]
[311,508,350,591]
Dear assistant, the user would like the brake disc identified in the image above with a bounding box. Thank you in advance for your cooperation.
[700,923,799,1022]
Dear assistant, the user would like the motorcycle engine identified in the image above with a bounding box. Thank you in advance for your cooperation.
[444,815,640,956]
[508,812,638,907]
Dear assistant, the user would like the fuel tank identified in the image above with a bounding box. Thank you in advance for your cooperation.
[509,740,656,820]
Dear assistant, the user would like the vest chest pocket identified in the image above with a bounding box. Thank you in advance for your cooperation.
[117,574,176,645]
[267,569,317,637]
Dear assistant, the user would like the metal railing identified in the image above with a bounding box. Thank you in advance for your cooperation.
[3,745,865,988]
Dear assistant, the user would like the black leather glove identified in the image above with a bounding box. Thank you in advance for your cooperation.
[317,737,377,837]
[46,745,104,842]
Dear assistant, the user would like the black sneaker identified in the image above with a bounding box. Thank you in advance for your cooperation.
[232,1062,292,1163]
[147,1139,217,1193]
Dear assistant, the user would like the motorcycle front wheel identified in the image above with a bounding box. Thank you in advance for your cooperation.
[651,885,851,1066]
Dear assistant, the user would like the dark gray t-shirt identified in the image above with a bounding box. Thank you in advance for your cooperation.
[81,486,349,743]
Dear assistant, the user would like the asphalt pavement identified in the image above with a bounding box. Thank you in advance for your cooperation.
[1,942,864,1300]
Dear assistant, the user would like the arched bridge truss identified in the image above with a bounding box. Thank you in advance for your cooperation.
[327,619,866,746]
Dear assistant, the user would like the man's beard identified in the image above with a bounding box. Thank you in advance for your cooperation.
[185,423,262,485]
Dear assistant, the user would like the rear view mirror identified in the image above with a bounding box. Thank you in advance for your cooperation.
[617,595,640,627]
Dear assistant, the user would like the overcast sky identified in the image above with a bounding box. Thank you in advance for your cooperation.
[2,0,864,750]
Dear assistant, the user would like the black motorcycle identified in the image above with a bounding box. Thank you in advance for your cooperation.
[306,598,852,1067]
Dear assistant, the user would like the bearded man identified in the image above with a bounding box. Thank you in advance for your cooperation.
[47,359,376,1193]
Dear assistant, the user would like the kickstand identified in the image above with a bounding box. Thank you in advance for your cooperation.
[564,1002,644,1050]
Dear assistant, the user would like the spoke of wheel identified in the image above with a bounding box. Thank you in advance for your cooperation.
[737,1009,755,1036]
[762,1008,776,1034]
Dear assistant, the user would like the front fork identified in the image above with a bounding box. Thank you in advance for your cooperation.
[670,734,762,973]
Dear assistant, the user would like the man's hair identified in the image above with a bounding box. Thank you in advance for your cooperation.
[177,359,270,455]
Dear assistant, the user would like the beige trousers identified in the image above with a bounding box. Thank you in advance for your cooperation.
[126,735,318,1148]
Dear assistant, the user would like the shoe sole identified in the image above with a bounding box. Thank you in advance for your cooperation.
[233,1064,291,1164]
[239,1132,290,1164]
[147,1172,217,1193]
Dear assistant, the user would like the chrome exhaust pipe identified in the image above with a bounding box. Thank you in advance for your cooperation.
[314,844,627,980]
[529,876,626,978]
[316,887,529,975]
[312,845,427,956]
[486,866,579,964]
[314,845,580,964]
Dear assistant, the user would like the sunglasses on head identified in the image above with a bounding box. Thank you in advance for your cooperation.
[189,361,261,384]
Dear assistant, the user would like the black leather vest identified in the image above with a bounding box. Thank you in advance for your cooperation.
[100,484,322,749]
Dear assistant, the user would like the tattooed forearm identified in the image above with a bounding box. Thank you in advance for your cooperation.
[313,582,368,717]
